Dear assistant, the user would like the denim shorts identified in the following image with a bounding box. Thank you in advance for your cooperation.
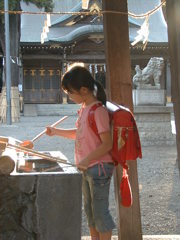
[82,163,115,233]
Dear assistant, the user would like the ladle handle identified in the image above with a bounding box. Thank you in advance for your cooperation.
[31,116,68,142]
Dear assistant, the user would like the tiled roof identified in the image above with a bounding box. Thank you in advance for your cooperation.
[20,0,168,45]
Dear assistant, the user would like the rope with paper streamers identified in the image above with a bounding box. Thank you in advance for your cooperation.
[0,0,166,18]
[0,0,166,48]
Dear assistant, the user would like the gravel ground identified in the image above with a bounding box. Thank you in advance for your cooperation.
[0,115,180,237]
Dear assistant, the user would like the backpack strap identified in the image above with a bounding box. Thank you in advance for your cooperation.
[88,102,102,138]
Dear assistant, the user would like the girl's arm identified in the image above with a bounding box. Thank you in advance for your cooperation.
[46,127,77,140]
[77,130,112,170]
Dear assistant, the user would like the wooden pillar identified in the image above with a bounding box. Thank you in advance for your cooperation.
[102,1,142,240]
[166,0,180,170]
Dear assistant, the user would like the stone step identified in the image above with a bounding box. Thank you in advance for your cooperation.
[23,104,37,117]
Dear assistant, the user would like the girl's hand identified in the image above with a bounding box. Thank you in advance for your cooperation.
[77,157,89,171]
[46,127,55,136]
[77,164,87,171]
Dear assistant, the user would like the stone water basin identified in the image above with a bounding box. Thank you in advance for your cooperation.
[0,150,82,240]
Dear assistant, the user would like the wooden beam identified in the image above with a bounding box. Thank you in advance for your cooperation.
[22,54,105,61]
[103,1,133,109]
[166,0,180,170]
[102,1,142,239]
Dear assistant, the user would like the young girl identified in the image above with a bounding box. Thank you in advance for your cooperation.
[46,63,115,240]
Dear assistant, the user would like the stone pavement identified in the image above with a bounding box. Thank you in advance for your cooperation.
[0,114,180,238]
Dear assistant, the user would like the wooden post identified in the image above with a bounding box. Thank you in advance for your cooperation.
[102,1,142,239]
[166,0,180,171]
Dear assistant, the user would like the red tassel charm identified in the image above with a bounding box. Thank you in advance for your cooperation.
[120,168,133,207]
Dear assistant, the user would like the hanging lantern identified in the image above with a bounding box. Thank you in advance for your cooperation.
[42,27,47,39]
[82,0,90,9]
[89,64,92,73]
[41,33,44,44]
[95,64,98,73]
[47,13,51,27]
[44,20,49,33]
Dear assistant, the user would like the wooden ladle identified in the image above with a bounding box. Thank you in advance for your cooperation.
[20,116,68,149]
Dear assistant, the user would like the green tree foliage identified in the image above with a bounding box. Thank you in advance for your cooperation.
[0,0,53,11]
[0,0,53,49]
[0,0,53,87]
[23,0,53,11]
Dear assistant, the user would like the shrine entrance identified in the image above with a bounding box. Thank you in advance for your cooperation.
[23,68,63,103]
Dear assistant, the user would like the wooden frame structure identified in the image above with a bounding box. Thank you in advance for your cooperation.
[103,1,142,239]
[166,0,180,171]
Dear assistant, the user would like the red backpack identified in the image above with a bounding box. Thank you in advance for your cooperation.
[88,101,142,207]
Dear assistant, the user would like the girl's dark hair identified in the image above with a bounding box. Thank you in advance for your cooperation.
[61,64,106,105]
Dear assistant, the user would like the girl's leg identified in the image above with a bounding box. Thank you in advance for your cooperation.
[82,173,98,239]
[99,230,112,240]
[85,164,115,240]
[89,227,99,240]
[89,164,115,239]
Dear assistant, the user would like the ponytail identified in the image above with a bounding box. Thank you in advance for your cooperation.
[94,80,106,105]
